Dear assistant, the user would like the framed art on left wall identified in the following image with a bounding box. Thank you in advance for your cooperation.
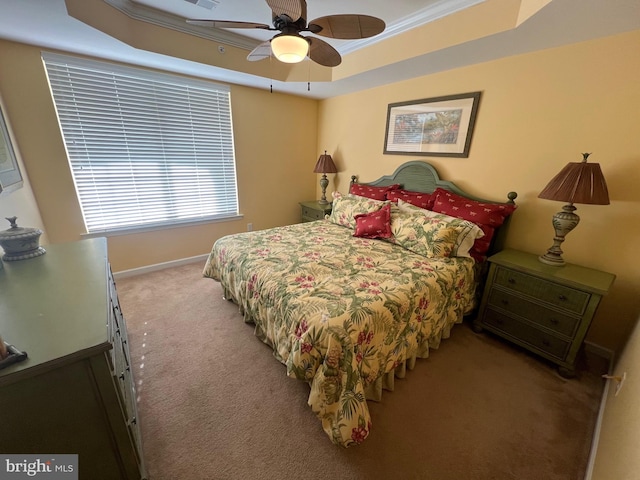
[384,91,481,158]
[0,104,23,194]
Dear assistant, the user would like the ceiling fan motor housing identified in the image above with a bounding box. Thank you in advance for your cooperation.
[273,14,307,33]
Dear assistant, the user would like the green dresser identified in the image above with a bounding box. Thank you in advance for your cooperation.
[474,249,615,377]
[0,238,146,479]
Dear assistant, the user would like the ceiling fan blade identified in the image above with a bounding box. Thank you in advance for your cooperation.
[266,0,304,22]
[308,37,341,67]
[187,19,271,30]
[247,41,272,62]
[309,15,385,39]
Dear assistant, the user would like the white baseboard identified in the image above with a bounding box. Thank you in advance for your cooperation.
[583,341,615,480]
[113,253,209,279]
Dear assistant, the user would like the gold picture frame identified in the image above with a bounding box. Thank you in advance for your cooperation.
[384,92,481,157]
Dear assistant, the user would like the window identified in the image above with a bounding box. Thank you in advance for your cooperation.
[43,52,238,234]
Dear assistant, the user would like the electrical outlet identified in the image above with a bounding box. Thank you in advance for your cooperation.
[247,223,253,232]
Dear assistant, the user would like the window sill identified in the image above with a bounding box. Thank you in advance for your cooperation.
[81,214,244,238]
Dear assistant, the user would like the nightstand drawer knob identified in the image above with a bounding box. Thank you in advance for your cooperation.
[558,295,567,301]
[542,339,550,347]
[501,299,510,306]
[550,318,559,325]
[508,278,516,284]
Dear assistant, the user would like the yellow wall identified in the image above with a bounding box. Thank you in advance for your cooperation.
[591,311,640,480]
[317,30,640,354]
[0,39,318,272]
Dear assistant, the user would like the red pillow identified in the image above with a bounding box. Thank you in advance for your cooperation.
[349,183,400,201]
[430,188,517,260]
[387,190,434,210]
[353,203,392,239]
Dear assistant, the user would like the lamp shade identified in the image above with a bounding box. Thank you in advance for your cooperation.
[270,34,309,64]
[538,153,609,205]
[313,151,338,174]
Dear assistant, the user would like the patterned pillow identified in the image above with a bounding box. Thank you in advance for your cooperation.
[430,188,516,228]
[329,195,388,229]
[389,211,460,258]
[430,188,517,260]
[387,189,434,210]
[396,201,485,258]
[353,203,392,239]
[349,183,401,200]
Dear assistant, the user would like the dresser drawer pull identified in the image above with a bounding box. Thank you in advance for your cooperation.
[508,278,516,284]
[550,318,559,325]
[558,295,567,301]
[501,299,510,306]
[131,417,137,425]
[542,339,550,347]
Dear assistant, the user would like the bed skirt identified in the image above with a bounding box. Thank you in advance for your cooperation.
[222,285,457,404]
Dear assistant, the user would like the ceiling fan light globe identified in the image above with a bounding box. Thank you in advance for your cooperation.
[271,34,309,63]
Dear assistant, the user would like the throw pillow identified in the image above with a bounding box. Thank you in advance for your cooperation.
[353,203,392,239]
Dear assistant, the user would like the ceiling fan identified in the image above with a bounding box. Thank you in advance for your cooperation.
[186,0,386,67]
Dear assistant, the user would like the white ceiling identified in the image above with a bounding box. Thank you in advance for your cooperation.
[0,0,639,99]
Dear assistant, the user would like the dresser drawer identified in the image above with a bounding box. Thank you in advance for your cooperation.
[301,205,326,221]
[494,266,590,315]
[487,288,580,337]
[483,309,571,360]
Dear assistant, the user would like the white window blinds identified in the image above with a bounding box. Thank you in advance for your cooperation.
[43,52,238,233]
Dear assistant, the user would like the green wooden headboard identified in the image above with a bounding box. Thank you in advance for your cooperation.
[350,160,517,205]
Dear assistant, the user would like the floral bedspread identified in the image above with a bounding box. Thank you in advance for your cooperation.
[203,220,477,447]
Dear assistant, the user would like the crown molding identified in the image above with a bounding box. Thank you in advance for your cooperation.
[338,0,485,55]
[103,0,260,50]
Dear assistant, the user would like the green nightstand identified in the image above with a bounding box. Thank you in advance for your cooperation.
[474,249,615,377]
[299,200,332,223]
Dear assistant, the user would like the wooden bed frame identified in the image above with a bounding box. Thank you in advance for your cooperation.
[350,160,518,257]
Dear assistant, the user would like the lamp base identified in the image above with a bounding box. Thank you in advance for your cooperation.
[318,174,329,205]
[539,252,566,266]
[538,203,580,267]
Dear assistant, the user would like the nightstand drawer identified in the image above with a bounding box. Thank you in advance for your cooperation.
[483,309,571,360]
[487,288,580,337]
[302,205,326,221]
[494,266,590,315]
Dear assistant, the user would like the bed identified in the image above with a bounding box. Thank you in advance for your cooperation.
[203,161,517,447]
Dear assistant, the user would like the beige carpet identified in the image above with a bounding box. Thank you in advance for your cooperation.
[116,262,607,480]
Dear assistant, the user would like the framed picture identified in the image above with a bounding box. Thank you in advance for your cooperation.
[383,91,481,157]
[0,104,23,193]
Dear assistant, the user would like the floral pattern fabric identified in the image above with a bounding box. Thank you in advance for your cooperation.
[203,220,477,447]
